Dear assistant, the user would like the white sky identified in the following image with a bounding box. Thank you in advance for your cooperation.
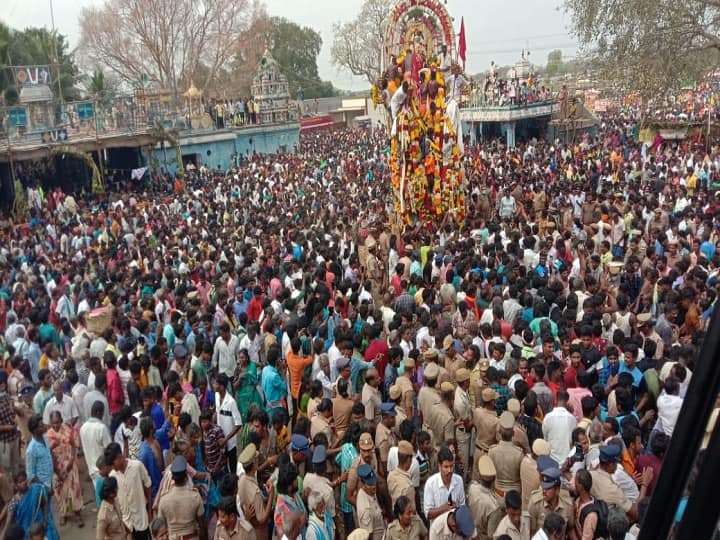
[3,0,578,91]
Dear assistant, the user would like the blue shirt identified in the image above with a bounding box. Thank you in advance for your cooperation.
[350,354,374,395]
[149,402,165,431]
[619,361,643,388]
[26,436,53,488]
[139,441,162,497]
[95,477,103,508]
[261,365,287,408]
[25,342,41,383]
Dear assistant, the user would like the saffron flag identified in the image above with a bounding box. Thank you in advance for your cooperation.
[458,17,467,69]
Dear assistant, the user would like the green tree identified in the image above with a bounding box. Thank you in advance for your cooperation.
[564,0,720,101]
[269,17,337,99]
[0,24,79,105]
[87,68,120,107]
[546,49,563,78]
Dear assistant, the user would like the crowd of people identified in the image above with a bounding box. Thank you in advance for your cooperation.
[0,117,718,540]
[478,60,552,107]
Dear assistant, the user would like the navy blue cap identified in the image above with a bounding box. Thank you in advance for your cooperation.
[173,343,188,358]
[453,505,475,537]
[291,434,311,457]
[171,455,187,473]
[540,467,562,489]
[599,444,622,463]
[312,445,327,464]
[380,402,397,416]
[357,464,377,485]
[536,455,559,473]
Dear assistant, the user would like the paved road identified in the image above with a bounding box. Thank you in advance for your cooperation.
[54,460,98,540]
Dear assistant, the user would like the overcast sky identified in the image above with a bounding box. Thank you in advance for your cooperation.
[3,0,578,90]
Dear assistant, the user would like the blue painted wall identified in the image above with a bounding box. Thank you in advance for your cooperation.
[150,123,299,175]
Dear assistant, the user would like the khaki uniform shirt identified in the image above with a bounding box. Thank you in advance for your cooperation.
[96,500,129,540]
[385,516,428,540]
[387,466,415,510]
[357,488,385,539]
[527,488,575,536]
[419,386,440,438]
[395,375,415,418]
[488,441,523,493]
[590,469,632,513]
[495,423,531,454]
[467,482,504,540]
[520,455,540,510]
[375,422,396,465]
[214,521,254,540]
[444,356,464,384]
[237,473,267,540]
[469,365,487,408]
[493,514,522,540]
[347,455,378,502]
[394,406,408,437]
[332,396,354,439]
[430,509,471,540]
[429,402,456,450]
[474,407,500,452]
[157,485,204,537]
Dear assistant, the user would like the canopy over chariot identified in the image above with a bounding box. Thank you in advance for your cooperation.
[372,0,469,227]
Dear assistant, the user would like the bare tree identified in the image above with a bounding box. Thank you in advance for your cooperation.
[331,0,394,85]
[564,0,720,102]
[79,0,266,99]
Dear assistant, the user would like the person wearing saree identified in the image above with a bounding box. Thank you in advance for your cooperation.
[3,472,59,540]
[96,476,131,540]
[234,349,262,422]
[274,463,307,540]
[46,410,84,527]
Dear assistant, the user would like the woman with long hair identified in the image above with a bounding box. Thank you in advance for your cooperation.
[234,348,262,422]
[46,410,84,527]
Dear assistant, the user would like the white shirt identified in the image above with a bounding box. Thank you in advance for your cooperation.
[542,406,577,463]
[71,382,89,425]
[79,417,111,478]
[213,335,240,377]
[239,334,262,364]
[423,472,466,518]
[387,447,420,487]
[111,459,152,531]
[43,395,79,425]
[215,391,243,450]
[656,392,683,436]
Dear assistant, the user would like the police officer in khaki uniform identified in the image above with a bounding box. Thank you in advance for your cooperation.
[453,368,474,482]
[395,358,416,420]
[236,444,274,540]
[356,464,385,539]
[419,360,441,444]
[472,387,499,481]
[527,466,575,537]
[467,455,505,540]
[590,445,650,523]
[347,432,378,506]
[521,439,551,511]
[429,381,457,454]
[488,412,524,496]
[385,494,428,539]
[375,402,397,476]
[388,385,407,437]
[157,456,206,540]
[387,440,416,510]
[442,336,464,383]
[469,359,490,408]
[423,349,448,384]
[503,398,530,454]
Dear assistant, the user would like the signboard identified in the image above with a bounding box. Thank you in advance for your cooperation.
[14,66,51,86]
[40,128,68,144]
[461,103,558,123]
[7,108,28,127]
[77,101,95,120]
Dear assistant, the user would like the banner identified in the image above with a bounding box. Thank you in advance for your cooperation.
[131,166,149,180]
[14,66,51,86]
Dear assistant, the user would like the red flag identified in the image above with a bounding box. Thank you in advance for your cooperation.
[458,17,467,69]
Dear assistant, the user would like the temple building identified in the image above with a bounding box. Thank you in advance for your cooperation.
[251,48,297,125]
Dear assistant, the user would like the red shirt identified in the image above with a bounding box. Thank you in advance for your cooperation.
[364,340,389,380]
[106,368,124,415]
[247,296,264,322]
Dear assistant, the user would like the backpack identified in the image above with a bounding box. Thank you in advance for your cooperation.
[579,498,609,539]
